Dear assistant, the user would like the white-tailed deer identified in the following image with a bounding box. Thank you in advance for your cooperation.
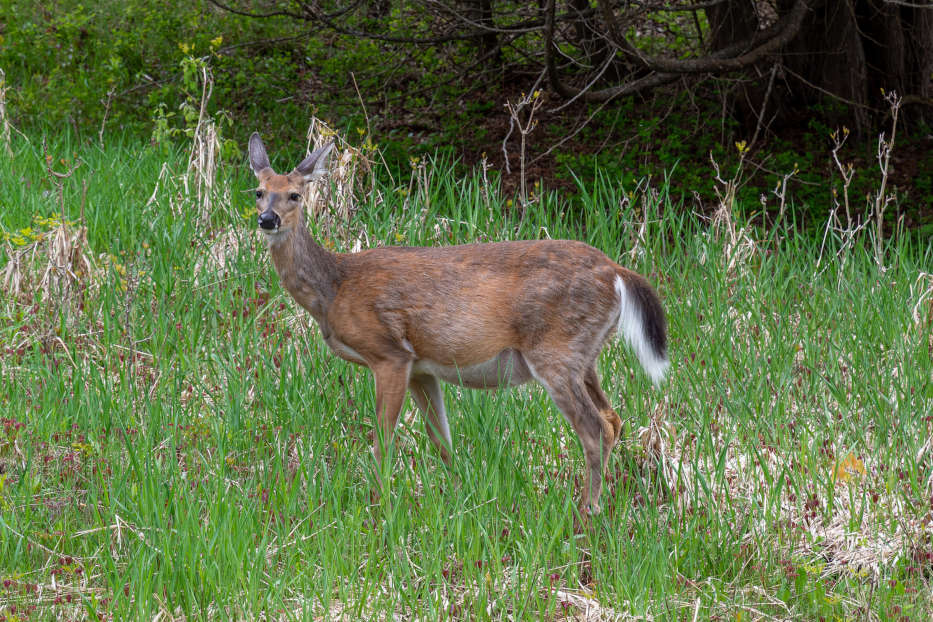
[248,133,669,513]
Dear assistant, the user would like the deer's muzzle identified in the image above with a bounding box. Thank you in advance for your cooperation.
[258,210,281,231]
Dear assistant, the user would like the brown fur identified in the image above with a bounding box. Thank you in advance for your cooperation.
[248,133,668,514]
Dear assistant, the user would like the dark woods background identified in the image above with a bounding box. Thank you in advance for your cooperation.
[2,0,931,229]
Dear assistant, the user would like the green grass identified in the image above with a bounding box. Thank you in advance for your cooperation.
[1,130,931,620]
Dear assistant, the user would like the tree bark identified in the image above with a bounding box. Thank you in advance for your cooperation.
[919,9,933,103]
[774,0,870,132]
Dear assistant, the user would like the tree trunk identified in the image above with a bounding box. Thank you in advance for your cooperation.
[779,0,871,133]
[463,0,500,62]
[920,9,933,108]
[707,0,933,135]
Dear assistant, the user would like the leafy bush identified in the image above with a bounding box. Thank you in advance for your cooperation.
[0,0,311,136]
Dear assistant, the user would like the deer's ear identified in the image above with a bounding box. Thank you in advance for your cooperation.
[293,141,335,182]
[248,132,273,176]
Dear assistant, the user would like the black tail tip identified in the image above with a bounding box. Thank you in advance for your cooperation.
[629,273,668,360]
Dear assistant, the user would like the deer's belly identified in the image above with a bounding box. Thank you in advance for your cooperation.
[324,333,531,390]
[411,348,532,389]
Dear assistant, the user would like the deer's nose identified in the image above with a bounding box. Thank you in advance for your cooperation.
[258,210,280,230]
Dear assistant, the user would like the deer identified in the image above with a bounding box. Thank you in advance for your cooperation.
[248,132,669,515]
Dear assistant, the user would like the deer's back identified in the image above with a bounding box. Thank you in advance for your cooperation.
[328,239,626,366]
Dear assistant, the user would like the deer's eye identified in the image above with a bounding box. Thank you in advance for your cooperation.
[255,190,264,199]
[289,192,301,202]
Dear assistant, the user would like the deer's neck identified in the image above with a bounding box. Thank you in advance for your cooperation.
[267,223,342,323]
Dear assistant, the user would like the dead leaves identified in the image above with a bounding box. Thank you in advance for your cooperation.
[834,452,866,484]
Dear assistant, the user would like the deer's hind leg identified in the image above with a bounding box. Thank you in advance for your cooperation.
[525,352,615,514]
[585,364,622,452]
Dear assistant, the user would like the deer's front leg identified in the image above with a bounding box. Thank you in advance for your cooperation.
[370,358,413,469]
[408,374,452,465]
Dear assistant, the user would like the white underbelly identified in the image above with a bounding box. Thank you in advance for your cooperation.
[324,335,532,390]
[411,348,532,389]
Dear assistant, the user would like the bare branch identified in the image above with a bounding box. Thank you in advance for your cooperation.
[881,0,933,7]
[546,0,683,102]
[607,0,815,74]
[206,0,305,20]
[209,0,548,44]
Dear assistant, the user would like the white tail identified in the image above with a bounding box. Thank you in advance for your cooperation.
[615,275,670,386]
[248,133,669,514]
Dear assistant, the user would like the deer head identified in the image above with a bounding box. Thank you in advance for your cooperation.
[248,132,334,242]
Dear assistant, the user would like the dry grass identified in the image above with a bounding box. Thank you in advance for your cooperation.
[0,217,95,315]
[303,117,373,225]
[0,68,12,157]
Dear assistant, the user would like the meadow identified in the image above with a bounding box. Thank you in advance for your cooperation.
[0,127,931,620]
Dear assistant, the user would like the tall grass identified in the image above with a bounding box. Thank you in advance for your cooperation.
[1,130,931,620]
